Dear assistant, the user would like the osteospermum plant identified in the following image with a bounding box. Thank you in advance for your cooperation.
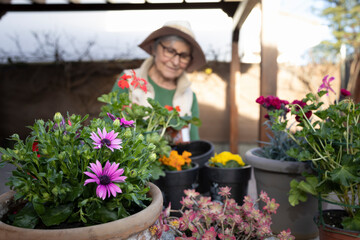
[0,111,157,228]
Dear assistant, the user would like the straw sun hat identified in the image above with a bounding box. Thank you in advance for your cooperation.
[139,21,206,72]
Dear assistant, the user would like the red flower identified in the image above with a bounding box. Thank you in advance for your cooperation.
[256,96,265,105]
[117,74,132,89]
[341,88,351,96]
[165,105,181,112]
[32,141,40,158]
[295,111,312,123]
[129,70,148,93]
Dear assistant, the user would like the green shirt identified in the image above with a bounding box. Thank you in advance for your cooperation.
[112,74,200,140]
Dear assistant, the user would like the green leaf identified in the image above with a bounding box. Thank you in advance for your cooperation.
[297,176,318,196]
[91,205,118,223]
[288,179,308,206]
[224,160,241,168]
[330,166,357,186]
[12,202,39,229]
[37,203,74,226]
[342,213,360,231]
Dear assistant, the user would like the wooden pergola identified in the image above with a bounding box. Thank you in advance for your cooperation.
[0,0,278,153]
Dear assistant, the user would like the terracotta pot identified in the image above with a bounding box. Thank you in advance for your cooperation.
[245,147,319,240]
[204,162,251,204]
[318,210,360,240]
[0,182,162,240]
[154,163,199,210]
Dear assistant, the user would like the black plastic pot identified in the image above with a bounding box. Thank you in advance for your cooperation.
[172,140,215,194]
[153,163,199,210]
[204,162,251,204]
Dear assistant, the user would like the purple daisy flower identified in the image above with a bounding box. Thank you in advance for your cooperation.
[84,160,127,200]
[107,112,135,128]
[90,127,122,152]
[120,118,135,128]
[318,75,336,96]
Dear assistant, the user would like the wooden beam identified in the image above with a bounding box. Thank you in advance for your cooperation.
[259,0,279,145]
[32,0,46,4]
[232,0,259,31]
[229,28,240,154]
[0,0,10,3]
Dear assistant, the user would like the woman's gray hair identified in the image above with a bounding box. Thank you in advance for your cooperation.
[153,35,192,52]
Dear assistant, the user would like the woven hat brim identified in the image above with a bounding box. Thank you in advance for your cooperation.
[139,26,206,72]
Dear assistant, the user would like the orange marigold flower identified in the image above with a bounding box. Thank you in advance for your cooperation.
[159,150,192,171]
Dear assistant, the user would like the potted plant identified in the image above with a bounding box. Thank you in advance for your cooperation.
[154,150,199,210]
[204,151,251,204]
[271,75,360,239]
[245,95,319,239]
[150,186,295,240]
[0,111,163,239]
[172,139,215,194]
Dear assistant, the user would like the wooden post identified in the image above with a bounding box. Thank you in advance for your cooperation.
[229,28,240,154]
[259,0,279,145]
[230,0,259,153]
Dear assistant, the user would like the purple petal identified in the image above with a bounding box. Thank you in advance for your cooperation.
[109,168,124,178]
[107,146,115,152]
[103,161,111,175]
[109,144,122,150]
[107,162,120,176]
[108,183,122,197]
[84,178,97,186]
[107,113,116,121]
[90,132,101,142]
[101,128,107,139]
[112,176,127,183]
[96,185,107,200]
[111,139,122,145]
[92,160,104,176]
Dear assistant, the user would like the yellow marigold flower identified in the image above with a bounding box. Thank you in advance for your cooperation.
[209,151,245,167]
[205,68,213,75]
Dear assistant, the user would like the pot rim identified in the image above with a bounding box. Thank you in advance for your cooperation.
[165,162,199,174]
[244,147,312,174]
[317,209,360,235]
[0,182,163,239]
[204,162,252,170]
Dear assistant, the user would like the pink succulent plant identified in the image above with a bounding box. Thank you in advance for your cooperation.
[151,186,295,240]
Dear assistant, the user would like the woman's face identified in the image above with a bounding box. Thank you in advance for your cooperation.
[152,39,192,80]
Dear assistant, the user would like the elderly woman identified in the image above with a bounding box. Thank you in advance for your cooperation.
[112,21,206,141]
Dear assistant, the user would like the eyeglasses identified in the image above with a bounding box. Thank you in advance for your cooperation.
[159,42,192,65]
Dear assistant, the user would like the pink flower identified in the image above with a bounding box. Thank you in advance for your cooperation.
[318,75,336,95]
[90,127,122,152]
[184,189,200,198]
[277,229,295,240]
[203,227,217,239]
[84,160,127,200]
[263,198,280,214]
[218,186,232,197]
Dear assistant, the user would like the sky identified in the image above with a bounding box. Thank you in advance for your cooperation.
[0,0,331,64]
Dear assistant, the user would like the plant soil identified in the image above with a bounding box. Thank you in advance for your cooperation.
[321,210,348,229]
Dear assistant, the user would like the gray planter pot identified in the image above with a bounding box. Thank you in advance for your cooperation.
[244,147,319,240]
